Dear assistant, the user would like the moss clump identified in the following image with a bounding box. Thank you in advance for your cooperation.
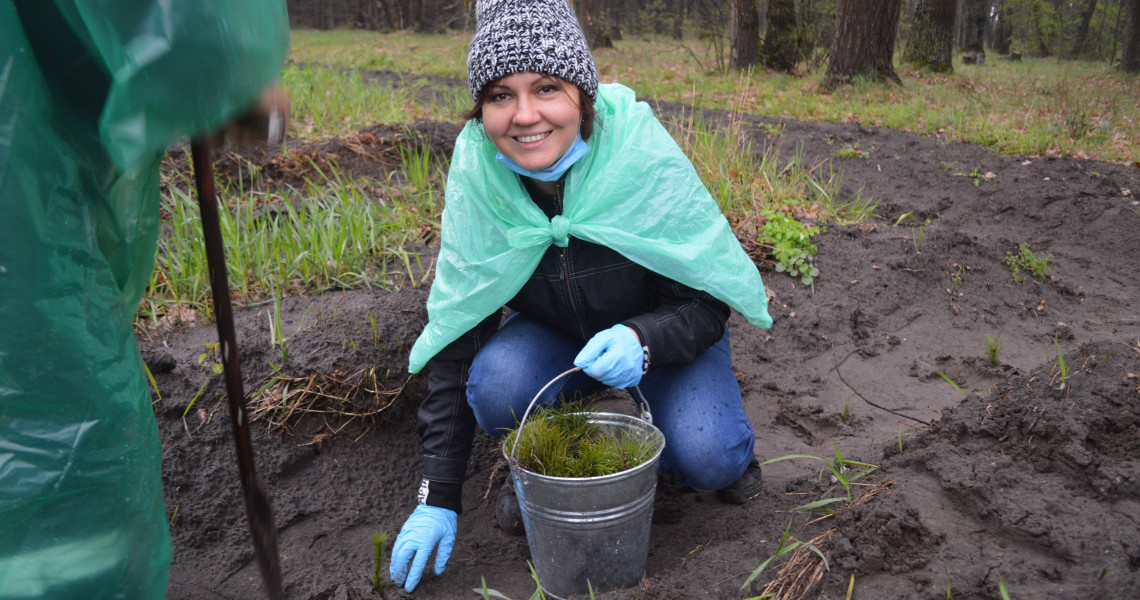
[505,403,659,478]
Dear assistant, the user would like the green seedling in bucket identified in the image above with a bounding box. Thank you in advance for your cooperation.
[504,402,659,478]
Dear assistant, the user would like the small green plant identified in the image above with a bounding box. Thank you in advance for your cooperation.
[912,217,932,254]
[984,333,1004,366]
[760,210,821,286]
[368,309,380,346]
[505,402,660,478]
[951,264,964,288]
[920,360,967,397]
[1004,243,1052,283]
[954,167,993,187]
[1050,335,1069,390]
[997,571,1012,600]
[269,288,288,364]
[895,212,932,253]
[758,122,784,137]
[198,342,224,375]
[763,443,878,513]
[839,398,853,424]
[180,376,214,438]
[835,143,870,159]
[740,520,829,591]
[143,361,162,406]
[371,532,389,593]
[475,562,593,600]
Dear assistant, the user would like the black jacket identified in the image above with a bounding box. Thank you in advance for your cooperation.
[417,176,730,513]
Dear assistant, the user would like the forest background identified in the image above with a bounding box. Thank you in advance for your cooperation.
[277,0,1140,168]
[285,0,1140,76]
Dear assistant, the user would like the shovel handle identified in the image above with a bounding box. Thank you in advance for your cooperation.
[191,140,284,600]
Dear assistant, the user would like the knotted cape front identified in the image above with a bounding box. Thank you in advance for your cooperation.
[408,83,772,373]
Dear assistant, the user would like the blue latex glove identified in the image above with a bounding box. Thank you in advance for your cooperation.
[389,504,458,593]
[574,325,645,388]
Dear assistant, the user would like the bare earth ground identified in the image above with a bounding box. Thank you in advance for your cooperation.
[150,75,1140,600]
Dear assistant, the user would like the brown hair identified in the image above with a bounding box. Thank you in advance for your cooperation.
[463,78,597,141]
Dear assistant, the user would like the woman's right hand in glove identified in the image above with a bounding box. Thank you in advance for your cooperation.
[389,504,458,593]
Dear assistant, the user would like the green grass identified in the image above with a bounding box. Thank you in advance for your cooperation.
[282,64,467,139]
[142,156,429,324]
[289,29,1140,164]
[666,110,877,225]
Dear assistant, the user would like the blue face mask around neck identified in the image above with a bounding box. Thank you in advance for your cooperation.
[495,133,589,182]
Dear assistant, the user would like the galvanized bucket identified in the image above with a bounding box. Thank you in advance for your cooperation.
[505,368,665,600]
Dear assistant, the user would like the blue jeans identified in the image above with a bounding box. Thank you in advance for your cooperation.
[467,314,755,490]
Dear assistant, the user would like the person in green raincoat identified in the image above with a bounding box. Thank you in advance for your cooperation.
[0,2,288,597]
[389,0,774,593]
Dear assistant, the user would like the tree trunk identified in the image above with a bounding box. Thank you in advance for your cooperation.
[1122,0,1140,72]
[903,0,957,71]
[990,0,1011,54]
[961,0,988,55]
[578,0,613,49]
[730,0,761,68]
[762,0,798,71]
[826,0,904,86]
[417,0,449,32]
[672,0,685,40]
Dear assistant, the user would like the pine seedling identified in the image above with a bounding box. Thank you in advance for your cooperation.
[371,532,389,593]
[984,333,1004,366]
[505,402,660,478]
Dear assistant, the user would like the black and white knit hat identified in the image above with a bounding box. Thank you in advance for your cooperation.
[467,0,599,103]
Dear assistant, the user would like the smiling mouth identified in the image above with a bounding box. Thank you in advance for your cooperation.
[514,131,551,144]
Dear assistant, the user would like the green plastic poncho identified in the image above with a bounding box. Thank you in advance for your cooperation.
[0,2,288,598]
[409,83,772,373]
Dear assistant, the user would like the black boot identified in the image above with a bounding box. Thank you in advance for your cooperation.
[498,473,526,536]
[715,457,763,504]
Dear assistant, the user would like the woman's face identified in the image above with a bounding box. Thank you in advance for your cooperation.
[480,72,582,172]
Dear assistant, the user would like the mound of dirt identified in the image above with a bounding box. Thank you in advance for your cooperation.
[152,89,1140,600]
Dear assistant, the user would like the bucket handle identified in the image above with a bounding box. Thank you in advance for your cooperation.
[508,367,654,463]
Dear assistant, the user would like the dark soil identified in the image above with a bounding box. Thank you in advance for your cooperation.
[152,76,1140,600]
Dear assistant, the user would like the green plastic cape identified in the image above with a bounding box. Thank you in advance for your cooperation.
[409,83,772,373]
[0,2,287,598]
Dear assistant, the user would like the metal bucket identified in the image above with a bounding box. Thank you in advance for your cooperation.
[505,371,665,599]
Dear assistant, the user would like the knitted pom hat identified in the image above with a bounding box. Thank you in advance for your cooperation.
[467,0,599,103]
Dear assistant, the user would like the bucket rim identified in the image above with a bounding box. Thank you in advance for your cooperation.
[503,411,665,482]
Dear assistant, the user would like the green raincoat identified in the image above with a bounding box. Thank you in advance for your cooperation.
[0,2,288,598]
[409,83,772,373]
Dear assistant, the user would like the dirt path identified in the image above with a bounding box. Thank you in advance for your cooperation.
[150,95,1140,599]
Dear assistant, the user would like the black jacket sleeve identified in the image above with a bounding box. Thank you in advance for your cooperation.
[415,310,501,514]
[621,273,730,373]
